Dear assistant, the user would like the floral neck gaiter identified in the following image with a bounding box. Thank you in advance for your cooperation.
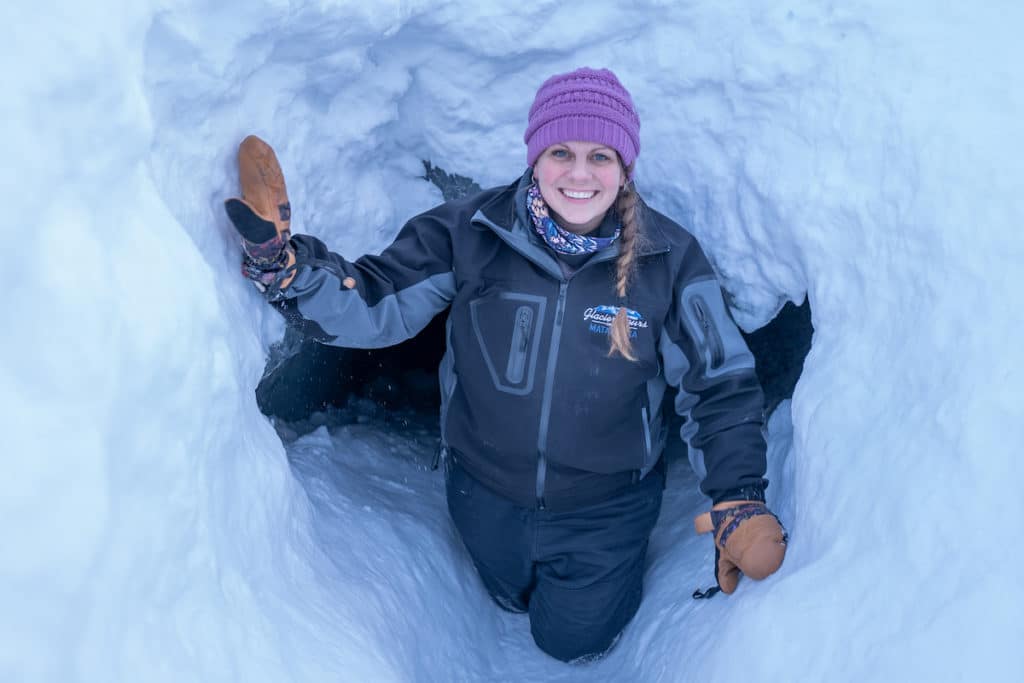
[526,183,620,255]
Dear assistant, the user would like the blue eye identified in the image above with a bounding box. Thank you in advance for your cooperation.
[593,153,609,162]
[550,149,569,159]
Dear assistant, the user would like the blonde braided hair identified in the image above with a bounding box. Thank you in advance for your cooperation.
[608,167,643,361]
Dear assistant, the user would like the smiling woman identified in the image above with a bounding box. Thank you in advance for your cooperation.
[225,66,787,664]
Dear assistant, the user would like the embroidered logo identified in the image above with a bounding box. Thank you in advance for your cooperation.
[583,305,648,338]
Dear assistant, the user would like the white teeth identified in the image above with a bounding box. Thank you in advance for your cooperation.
[562,190,596,199]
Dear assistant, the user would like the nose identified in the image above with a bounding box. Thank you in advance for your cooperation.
[568,156,590,181]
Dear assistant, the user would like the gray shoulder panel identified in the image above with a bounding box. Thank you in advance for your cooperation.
[658,328,707,480]
[678,277,754,379]
[292,268,455,348]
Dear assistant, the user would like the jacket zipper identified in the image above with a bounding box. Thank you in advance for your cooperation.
[471,209,671,507]
[692,295,725,369]
[506,305,533,384]
[641,405,652,468]
[535,282,568,509]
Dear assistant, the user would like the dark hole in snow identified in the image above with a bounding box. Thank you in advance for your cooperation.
[256,163,813,437]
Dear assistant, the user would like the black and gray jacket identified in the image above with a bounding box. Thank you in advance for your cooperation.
[271,172,767,509]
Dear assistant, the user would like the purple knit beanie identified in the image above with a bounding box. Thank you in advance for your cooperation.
[524,67,641,172]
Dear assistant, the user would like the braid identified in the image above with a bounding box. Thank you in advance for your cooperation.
[608,176,643,361]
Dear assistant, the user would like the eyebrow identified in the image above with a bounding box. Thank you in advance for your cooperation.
[551,144,615,155]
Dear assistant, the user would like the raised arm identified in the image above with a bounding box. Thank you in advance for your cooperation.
[269,210,456,348]
[223,135,456,349]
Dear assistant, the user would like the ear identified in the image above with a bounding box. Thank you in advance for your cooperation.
[622,161,635,185]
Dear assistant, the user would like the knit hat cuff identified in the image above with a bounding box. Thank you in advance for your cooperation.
[526,116,639,170]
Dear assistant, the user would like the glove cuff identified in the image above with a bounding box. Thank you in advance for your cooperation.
[242,244,296,293]
[712,482,766,505]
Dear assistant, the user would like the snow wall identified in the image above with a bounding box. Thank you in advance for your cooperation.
[5,0,1023,681]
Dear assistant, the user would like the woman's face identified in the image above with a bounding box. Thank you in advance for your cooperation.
[533,141,624,234]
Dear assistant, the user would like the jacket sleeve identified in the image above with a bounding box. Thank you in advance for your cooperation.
[266,204,457,348]
[658,239,768,504]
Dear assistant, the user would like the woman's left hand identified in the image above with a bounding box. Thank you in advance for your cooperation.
[694,501,788,594]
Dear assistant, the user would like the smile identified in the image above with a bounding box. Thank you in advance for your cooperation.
[560,189,597,200]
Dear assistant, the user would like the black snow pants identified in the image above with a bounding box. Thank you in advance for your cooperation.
[445,455,665,663]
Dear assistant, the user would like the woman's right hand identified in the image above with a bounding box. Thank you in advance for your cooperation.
[223,135,296,292]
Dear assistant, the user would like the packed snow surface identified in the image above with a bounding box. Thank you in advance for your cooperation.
[4,0,1023,681]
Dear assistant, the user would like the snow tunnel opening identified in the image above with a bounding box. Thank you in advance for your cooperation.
[139,41,815,669]
[255,162,814,440]
[130,4,1016,677]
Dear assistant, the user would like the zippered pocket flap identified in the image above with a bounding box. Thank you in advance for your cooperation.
[680,279,753,378]
[506,305,534,384]
[470,291,546,396]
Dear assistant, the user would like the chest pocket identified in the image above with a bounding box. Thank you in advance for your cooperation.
[469,291,547,396]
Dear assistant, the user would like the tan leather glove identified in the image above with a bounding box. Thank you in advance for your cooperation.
[694,501,788,596]
[223,135,297,292]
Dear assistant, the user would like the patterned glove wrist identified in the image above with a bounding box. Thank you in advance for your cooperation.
[242,244,296,293]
